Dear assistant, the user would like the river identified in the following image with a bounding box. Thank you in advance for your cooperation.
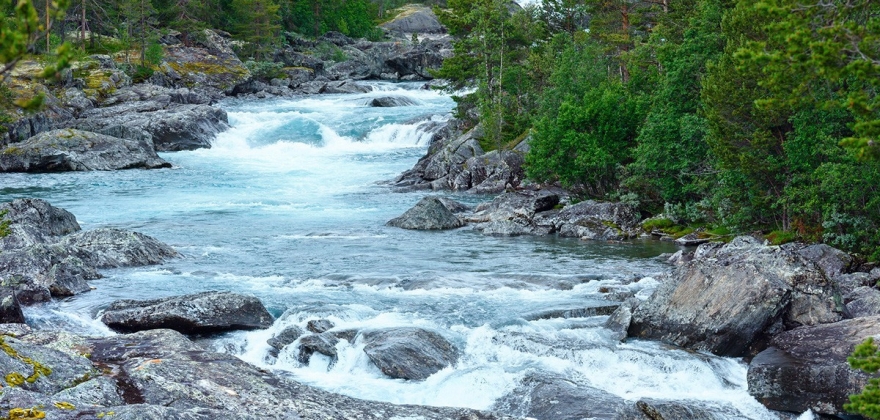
[0,82,783,419]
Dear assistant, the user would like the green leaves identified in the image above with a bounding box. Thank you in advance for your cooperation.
[846,338,880,419]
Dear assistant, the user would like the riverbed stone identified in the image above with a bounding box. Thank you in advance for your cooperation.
[553,200,642,241]
[306,319,335,334]
[748,316,880,416]
[60,228,179,268]
[845,287,880,318]
[629,237,844,357]
[387,196,465,230]
[296,333,339,365]
[0,198,80,252]
[493,372,629,420]
[267,325,305,357]
[360,327,459,380]
[0,288,25,324]
[0,129,170,172]
[100,291,274,334]
[617,399,745,419]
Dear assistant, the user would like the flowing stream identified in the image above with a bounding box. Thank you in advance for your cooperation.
[1,82,782,418]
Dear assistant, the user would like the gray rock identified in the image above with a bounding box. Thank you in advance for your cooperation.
[306,319,335,334]
[0,288,25,323]
[52,376,126,407]
[796,243,853,280]
[60,228,179,268]
[0,335,95,394]
[450,149,526,193]
[323,80,372,94]
[674,232,710,246]
[381,7,446,34]
[468,191,560,237]
[629,237,844,357]
[369,96,419,107]
[616,399,746,419]
[360,327,459,380]
[0,198,80,252]
[297,333,339,365]
[267,325,305,357]
[605,298,639,342]
[525,305,620,321]
[552,200,642,241]
[748,316,880,416]
[100,291,274,334]
[846,287,880,318]
[493,372,628,420]
[0,129,170,172]
[0,244,98,302]
[387,196,465,230]
[423,125,484,182]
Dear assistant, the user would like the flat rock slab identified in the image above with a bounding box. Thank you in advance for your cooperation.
[387,196,465,230]
[100,291,274,334]
[0,129,170,172]
[748,316,880,416]
[493,372,629,420]
[360,327,459,380]
[60,228,179,268]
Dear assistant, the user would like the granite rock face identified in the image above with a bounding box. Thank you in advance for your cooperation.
[386,196,465,230]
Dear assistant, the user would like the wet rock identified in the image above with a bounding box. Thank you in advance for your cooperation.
[323,80,372,94]
[306,319,335,334]
[100,291,274,334]
[0,198,80,252]
[748,316,880,416]
[387,196,465,230]
[0,244,98,302]
[525,304,620,321]
[360,327,459,380]
[0,335,95,395]
[674,232,710,246]
[845,287,880,318]
[0,129,170,172]
[605,298,639,342]
[493,372,629,420]
[617,399,745,419]
[629,237,844,357]
[267,325,305,357]
[297,333,339,365]
[60,228,179,268]
[369,96,419,107]
[552,200,642,241]
[0,288,25,324]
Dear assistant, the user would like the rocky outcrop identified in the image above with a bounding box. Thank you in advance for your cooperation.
[616,399,745,420]
[628,237,846,357]
[381,6,446,35]
[466,190,560,236]
[152,29,250,95]
[747,316,880,416]
[0,199,177,304]
[0,328,513,419]
[845,287,880,318]
[360,327,459,380]
[369,96,419,107]
[493,372,629,420]
[386,196,465,230]
[0,288,26,324]
[545,200,642,241]
[0,129,170,172]
[99,291,274,334]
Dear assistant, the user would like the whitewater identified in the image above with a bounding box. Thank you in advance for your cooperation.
[1,82,787,419]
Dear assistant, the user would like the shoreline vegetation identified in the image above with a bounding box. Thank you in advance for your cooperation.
[2,0,880,419]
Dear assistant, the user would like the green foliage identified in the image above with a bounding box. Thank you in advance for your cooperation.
[0,210,10,238]
[846,337,880,419]
[231,0,281,60]
[311,42,347,63]
[280,0,378,39]
[766,230,797,245]
[243,60,284,80]
[642,218,675,232]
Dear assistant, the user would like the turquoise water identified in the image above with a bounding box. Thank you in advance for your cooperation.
[0,82,778,418]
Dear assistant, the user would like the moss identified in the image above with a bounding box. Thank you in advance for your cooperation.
[5,372,25,386]
[767,230,798,245]
[0,337,52,385]
[52,402,75,410]
[166,60,249,90]
[2,407,46,420]
[0,210,10,238]
[642,218,675,231]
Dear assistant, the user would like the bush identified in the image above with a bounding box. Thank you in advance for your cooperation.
[244,61,286,81]
[846,338,880,419]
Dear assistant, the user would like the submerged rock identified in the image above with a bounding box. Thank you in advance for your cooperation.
[369,96,419,107]
[100,291,274,334]
[0,129,170,172]
[629,237,844,357]
[297,333,339,365]
[387,196,465,230]
[267,325,305,357]
[306,319,335,333]
[748,316,880,416]
[617,398,745,420]
[360,327,459,380]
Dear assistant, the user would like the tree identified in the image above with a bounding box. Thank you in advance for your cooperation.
[231,0,280,60]
[846,337,880,419]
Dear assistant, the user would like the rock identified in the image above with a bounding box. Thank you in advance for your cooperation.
[267,325,305,357]
[297,333,339,365]
[360,327,458,380]
[846,287,880,318]
[306,319,335,334]
[0,198,80,252]
[60,228,179,268]
[674,232,710,246]
[199,29,238,60]
[0,129,170,172]
[323,80,371,94]
[369,96,419,107]
[155,36,250,95]
[0,335,94,395]
[381,7,446,34]
[605,298,639,342]
[493,372,629,420]
[748,316,880,416]
[423,125,484,183]
[795,243,853,280]
[0,244,98,302]
[467,190,560,236]
[273,49,325,75]
[319,31,354,46]
[450,149,526,193]
[524,305,620,321]
[100,291,274,334]
[552,200,642,241]
[617,399,746,419]
[437,197,470,213]
[0,288,25,324]
[629,237,845,357]
[387,196,465,230]
[53,376,126,407]
[73,101,229,151]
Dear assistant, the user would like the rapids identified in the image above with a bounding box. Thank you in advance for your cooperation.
[1,82,784,419]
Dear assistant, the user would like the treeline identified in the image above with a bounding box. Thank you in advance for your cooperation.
[2,0,412,61]
[436,0,880,260]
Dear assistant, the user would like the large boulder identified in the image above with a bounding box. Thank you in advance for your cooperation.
[100,291,274,334]
[449,149,526,194]
[493,372,629,420]
[547,200,642,241]
[0,198,81,252]
[266,325,305,357]
[60,228,179,268]
[629,237,844,357]
[153,29,250,95]
[386,196,465,230]
[846,287,880,318]
[0,129,170,172]
[616,399,746,420]
[360,327,459,380]
[467,190,560,236]
[747,316,880,416]
[296,333,339,365]
[0,288,25,324]
[381,6,446,34]
[0,244,98,303]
